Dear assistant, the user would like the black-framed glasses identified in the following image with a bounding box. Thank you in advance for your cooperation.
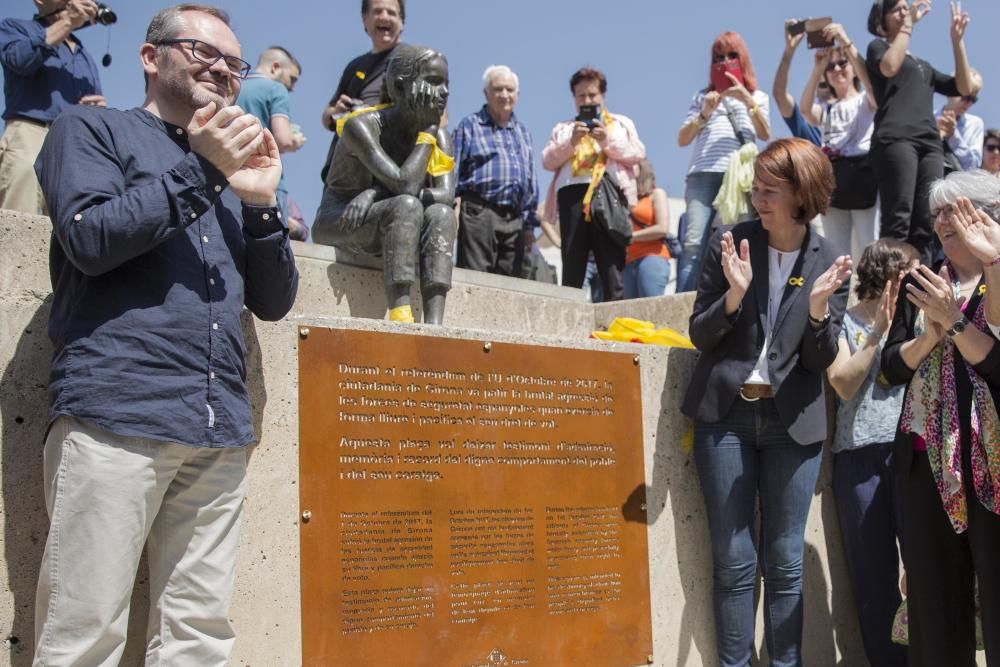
[153,38,251,79]
[962,95,979,104]
[713,51,740,63]
[826,59,850,72]
[985,144,1000,153]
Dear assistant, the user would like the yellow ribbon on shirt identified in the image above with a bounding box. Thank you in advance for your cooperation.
[335,104,454,177]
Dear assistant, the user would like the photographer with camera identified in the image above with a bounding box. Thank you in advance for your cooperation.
[0,0,106,214]
[541,67,645,301]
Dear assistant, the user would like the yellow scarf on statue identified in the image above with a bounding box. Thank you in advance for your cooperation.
[335,104,454,177]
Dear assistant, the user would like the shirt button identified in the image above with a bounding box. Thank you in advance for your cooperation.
[73,213,82,221]
[214,185,222,193]
[768,352,777,361]
[190,212,197,219]
[202,235,209,243]
[212,322,219,330]
[262,213,270,221]
[175,128,183,135]
[209,278,215,285]
[210,371,216,379]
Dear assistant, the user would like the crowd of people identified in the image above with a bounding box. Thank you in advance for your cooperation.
[2,0,1000,665]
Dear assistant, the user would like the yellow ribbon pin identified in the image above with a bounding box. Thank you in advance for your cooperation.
[355,70,366,80]
[788,277,805,287]
[979,284,988,296]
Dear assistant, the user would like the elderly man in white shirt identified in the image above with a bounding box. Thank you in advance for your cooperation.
[936,70,984,172]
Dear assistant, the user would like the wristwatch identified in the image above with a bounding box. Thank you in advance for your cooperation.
[946,315,969,338]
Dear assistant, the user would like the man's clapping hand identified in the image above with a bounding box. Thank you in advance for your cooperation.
[188,102,265,178]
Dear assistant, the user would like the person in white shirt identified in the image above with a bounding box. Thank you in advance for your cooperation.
[937,70,985,173]
[801,22,878,263]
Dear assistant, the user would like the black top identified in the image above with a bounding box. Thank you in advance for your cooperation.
[681,220,848,445]
[320,47,398,182]
[35,105,299,448]
[866,38,960,147]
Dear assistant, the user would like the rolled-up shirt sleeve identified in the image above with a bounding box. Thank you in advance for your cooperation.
[0,19,56,76]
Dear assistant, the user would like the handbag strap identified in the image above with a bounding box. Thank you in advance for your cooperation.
[582,153,609,222]
[722,98,752,146]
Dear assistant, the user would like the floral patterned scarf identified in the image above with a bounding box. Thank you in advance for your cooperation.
[899,277,1000,533]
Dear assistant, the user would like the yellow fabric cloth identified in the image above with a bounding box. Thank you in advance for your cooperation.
[335,104,453,177]
[712,142,759,225]
[388,305,415,323]
[590,317,695,349]
[571,107,615,177]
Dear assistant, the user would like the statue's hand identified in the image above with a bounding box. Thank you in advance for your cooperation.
[341,189,377,232]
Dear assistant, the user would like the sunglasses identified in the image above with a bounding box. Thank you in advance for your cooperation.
[826,59,850,72]
[152,38,252,79]
[962,95,979,104]
[985,144,1000,154]
[713,51,740,63]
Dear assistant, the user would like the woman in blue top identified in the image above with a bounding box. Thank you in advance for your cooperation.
[825,238,917,667]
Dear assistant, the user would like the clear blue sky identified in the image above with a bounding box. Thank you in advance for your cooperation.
[4,0,998,221]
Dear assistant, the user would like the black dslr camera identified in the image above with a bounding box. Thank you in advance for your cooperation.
[94,3,117,26]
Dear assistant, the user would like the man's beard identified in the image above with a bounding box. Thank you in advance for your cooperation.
[161,70,233,112]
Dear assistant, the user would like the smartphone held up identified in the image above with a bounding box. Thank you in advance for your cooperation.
[789,17,834,49]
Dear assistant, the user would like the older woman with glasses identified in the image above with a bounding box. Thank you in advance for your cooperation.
[676,31,770,292]
[881,169,1000,665]
[865,0,976,263]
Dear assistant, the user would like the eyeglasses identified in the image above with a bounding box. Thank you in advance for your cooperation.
[930,203,956,219]
[826,59,850,72]
[153,38,251,79]
[962,95,979,104]
[985,144,1000,153]
[713,51,740,63]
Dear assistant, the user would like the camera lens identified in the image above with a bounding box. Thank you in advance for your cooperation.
[95,4,117,26]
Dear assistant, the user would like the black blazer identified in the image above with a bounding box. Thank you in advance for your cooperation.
[681,220,848,445]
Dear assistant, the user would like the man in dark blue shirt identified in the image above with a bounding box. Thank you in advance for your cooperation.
[32,4,297,664]
[0,0,104,214]
[452,65,538,277]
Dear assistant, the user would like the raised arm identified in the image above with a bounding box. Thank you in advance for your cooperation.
[949,1,974,96]
[800,49,830,126]
[877,0,930,78]
[773,20,805,119]
[678,92,719,147]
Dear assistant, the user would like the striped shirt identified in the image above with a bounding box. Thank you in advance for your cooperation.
[685,89,770,174]
[452,105,538,227]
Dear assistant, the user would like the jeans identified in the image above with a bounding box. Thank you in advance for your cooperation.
[677,171,724,292]
[623,255,670,298]
[694,399,823,667]
[832,443,907,667]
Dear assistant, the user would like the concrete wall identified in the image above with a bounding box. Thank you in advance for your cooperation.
[0,210,875,666]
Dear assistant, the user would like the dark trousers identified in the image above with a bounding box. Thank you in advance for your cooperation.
[456,195,524,276]
[832,442,907,667]
[903,449,1000,666]
[557,183,624,301]
[870,139,943,264]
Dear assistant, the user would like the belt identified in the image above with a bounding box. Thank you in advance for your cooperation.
[739,384,774,401]
[462,192,520,219]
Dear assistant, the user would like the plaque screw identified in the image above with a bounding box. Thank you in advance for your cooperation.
[483,342,492,353]
[647,654,654,664]
[633,355,640,366]
[641,503,647,511]
[301,510,312,523]
[299,328,310,339]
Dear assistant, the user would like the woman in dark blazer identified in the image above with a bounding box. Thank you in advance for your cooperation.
[881,170,1000,666]
[682,138,852,667]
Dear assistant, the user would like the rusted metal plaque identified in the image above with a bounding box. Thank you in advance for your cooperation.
[298,327,652,667]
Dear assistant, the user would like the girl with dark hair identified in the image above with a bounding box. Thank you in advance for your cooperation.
[683,138,851,665]
[800,23,878,262]
[676,32,770,292]
[825,238,917,667]
[865,0,975,263]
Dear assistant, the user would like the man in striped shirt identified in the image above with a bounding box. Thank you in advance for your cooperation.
[452,65,538,277]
